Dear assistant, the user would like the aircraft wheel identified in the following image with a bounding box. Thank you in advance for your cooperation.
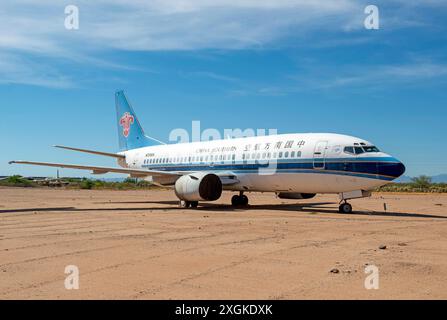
[241,195,249,206]
[180,201,191,208]
[231,195,240,206]
[190,201,199,208]
[339,202,352,214]
[231,195,249,207]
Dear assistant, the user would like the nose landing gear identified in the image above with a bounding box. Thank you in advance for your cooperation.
[338,201,352,214]
[338,190,371,214]
[231,192,249,207]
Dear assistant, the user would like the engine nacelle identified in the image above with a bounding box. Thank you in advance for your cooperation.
[276,192,316,200]
[174,172,223,202]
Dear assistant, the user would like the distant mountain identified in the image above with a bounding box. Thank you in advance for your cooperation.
[395,175,412,183]
[432,174,447,183]
[395,174,447,183]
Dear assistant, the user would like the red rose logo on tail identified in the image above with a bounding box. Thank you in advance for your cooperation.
[119,112,134,138]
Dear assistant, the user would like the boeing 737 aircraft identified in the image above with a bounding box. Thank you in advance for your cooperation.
[10,91,405,213]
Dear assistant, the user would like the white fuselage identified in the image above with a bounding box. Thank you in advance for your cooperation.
[120,133,405,194]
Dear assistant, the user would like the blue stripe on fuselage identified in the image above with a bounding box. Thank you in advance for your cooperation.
[139,157,403,181]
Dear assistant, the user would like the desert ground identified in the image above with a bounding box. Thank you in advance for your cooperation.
[0,186,446,300]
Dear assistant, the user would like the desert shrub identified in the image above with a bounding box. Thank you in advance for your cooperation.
[0,175,33,187]
[411,175,432,189]
[80,180,94,189]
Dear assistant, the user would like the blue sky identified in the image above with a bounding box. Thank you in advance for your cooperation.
[1,0,446,177]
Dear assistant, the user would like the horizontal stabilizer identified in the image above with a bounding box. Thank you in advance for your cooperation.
[54,145,125,159]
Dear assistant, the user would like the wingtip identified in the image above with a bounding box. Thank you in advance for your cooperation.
[8,161,16,165]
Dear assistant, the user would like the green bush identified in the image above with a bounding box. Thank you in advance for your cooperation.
[376,182,447,193]
[411,175,432,189]
[124,177,138,184]
[0,175,33,187]
[80,180,94,189]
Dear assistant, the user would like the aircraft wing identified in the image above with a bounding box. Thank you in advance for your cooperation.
[9,161,241,185]
[9,160,181,178]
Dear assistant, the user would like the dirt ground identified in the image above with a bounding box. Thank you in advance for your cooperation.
[0,186,446,300]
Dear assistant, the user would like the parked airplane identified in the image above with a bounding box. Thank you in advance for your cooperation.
[10,90,405,213]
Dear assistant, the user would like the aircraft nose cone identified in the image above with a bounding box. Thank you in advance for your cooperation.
[377,158,406,179]
[393,161,406,178]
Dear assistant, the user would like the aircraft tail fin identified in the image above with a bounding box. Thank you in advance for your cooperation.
[115,90,161,151]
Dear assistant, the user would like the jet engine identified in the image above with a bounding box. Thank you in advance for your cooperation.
[174,172,223,202]
[276,192,316,199]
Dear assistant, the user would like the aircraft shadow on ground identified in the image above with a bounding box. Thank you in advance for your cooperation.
[1,202,446,219]
[0,207,75,214]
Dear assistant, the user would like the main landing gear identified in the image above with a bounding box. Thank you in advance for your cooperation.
[338,201,352,214]
[179,201,199,209]
[231,192,249,207]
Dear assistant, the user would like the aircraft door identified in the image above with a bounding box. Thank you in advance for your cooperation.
[313,141,328,169]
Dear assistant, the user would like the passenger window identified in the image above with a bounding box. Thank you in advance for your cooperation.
[291,151,295,158]
[279,152,283,158]
[285,151,289,158]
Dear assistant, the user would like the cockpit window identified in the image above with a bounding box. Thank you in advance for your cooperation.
[344,145,380,155]
[344,146,354,154]
[363,146,380,153]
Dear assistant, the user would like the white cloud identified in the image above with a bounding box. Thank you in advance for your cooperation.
[1,0,361,53]
[0,0,361,87]
[279,61,447,94]
[0,0,445,87]
[0,53,74,88]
